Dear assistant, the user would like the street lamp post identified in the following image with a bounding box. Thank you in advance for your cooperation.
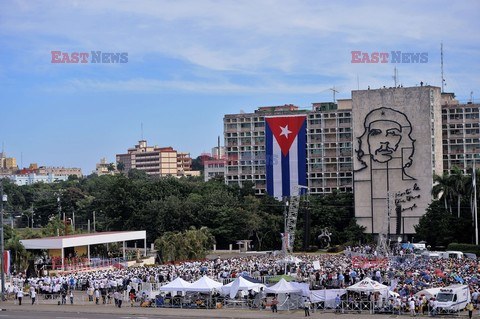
[56,192,61,236]
[0,182,7,301]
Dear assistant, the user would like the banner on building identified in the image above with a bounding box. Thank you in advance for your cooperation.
[265,115,307,198]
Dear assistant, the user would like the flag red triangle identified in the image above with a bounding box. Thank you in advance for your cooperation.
[266,116,306,156]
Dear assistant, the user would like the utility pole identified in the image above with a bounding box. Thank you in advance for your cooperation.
[0,182,7,301]
[56,192,61,236]
[93,211,96,233]
[303,200,311,252]
[472,159,478,246]
[441,42,445,93]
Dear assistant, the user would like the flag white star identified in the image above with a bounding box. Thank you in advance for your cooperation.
[279,125,292,138]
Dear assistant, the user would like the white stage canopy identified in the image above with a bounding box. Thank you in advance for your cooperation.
[20,231,146,249]
[20,231,147,271]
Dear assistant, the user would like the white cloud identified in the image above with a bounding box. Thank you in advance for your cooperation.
[42,77,332,95]
[1,0,479,98]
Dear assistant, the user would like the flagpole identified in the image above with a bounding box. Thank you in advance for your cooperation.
[472,158,478,246]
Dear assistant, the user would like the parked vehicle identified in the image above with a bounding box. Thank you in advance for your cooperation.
[464,252,477,260]
[435,285,470,313]
[445,251,464,259]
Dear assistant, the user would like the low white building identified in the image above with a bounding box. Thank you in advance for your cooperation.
[9,173,69,186]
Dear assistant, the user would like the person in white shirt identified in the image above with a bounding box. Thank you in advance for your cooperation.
[409,298,416,317]
[17,290,23,306]
[31,289,36,305]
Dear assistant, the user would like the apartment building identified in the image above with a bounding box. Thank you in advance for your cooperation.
[0,152,17,176]
[93,158,118,176]
[117,140,177,176]
[441,93,480,174]
[224,103,353,195]
[37,166,83,177]
[116,140,199,177]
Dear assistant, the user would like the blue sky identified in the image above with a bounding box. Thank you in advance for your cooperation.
[1,0,479,174]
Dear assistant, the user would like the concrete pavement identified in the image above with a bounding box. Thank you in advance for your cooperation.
[0,302,475,319]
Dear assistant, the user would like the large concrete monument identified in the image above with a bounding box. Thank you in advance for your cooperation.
[352,86,443,236]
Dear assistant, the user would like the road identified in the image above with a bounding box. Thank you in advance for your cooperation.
[0,312,204,319]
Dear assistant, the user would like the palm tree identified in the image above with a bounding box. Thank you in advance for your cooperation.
[450,166,466,218]
[432,173,456,212]
[5,233,28,273]
[464,166,480,225]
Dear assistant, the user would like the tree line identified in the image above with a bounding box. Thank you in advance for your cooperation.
[415,166,480,248]
[1,170,361,256]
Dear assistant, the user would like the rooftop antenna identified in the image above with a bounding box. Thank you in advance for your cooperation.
[441,42,446,93]
[393,67,399,87]
[329,86,339,103]
[471,91,474,103]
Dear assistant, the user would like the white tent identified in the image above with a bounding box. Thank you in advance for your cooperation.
[184,275,223,293]
[310,289,346,308]
[265,278,302,294]
[159,277,192,292]
[347,277,388,293]
[290,282,311,297]
[221,276,264,299]
[415,287,442,299]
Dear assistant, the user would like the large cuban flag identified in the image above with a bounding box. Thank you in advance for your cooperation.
[265,115,307,198]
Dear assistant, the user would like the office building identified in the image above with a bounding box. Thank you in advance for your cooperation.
[116,140,200,177]
[441,93,480,174]
[224,104,353,195]
[223,86,477,236]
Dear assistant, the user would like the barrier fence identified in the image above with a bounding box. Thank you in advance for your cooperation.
[9,292,464,316]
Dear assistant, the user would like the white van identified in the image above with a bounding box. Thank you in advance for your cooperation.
[445,251,464,259]
[435,285,470,312]
[421,251,441,259]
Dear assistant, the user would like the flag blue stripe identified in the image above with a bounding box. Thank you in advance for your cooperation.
[281,151,290,197]
[297,120,307,194]
[266,123,274,196]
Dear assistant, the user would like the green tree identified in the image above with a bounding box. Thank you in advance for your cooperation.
[42,217,75,237]
[414,200,471,248]
[155,227,214,262]
[432,173,456,213]
[5,231,29,273]
[117,162,125,172]
[450,166,466,218]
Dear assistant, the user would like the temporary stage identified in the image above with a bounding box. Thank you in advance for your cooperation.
[20,230,147,271]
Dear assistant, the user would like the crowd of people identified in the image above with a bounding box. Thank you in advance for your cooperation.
[5,245,480,316]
